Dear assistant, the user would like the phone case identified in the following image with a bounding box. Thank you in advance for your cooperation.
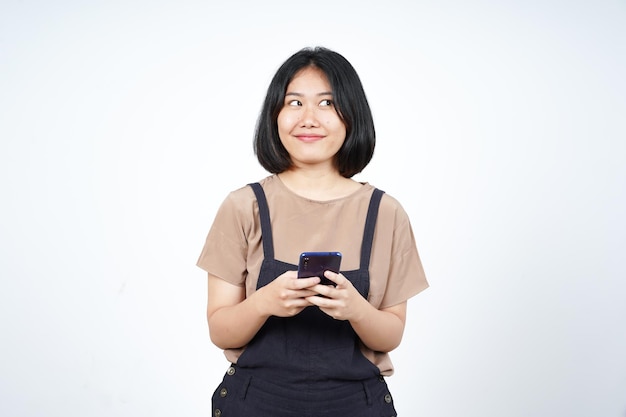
[298,252,342,285]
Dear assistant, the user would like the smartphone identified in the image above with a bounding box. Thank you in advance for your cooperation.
[297,252,342,286]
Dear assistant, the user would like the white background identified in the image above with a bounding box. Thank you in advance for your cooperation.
[1,1,625,416]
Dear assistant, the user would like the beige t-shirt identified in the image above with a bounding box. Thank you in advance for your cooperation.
[197,175,428,375]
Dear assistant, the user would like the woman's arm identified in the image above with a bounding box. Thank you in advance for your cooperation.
[350,302,406,353]
[206,271,321,349]
[306,271,406,353]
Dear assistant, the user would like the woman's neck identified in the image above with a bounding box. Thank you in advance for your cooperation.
[277,170,361,201]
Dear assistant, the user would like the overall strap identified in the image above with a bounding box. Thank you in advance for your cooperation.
[360,188,385,270]
[248,183,274,259]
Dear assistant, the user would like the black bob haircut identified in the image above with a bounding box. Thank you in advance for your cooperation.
[254,47,376,178]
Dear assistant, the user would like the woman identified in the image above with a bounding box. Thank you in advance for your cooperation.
[197,46,428,417]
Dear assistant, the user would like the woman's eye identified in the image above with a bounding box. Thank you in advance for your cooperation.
[287,99,302,106]
[320,99,333,107]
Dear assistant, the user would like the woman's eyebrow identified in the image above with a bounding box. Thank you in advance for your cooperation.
[285,91,334,97]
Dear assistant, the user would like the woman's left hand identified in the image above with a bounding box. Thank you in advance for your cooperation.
[306,271,368,322]
[308,270,407,352]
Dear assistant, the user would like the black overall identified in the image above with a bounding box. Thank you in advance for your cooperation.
[211,183,397,417]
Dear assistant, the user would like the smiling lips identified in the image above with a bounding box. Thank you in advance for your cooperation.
[295,134,325,143]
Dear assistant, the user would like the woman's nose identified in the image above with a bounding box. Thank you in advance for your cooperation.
[300,106,319,127]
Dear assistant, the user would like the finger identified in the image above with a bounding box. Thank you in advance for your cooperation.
[293,276,321,289]
[282,270,299,279]
[305,296,342,319]
[292,289,320,298]
[306,294,334,307]
[323,270,344,286]
[289,297,316,308]
[310,284,334,298]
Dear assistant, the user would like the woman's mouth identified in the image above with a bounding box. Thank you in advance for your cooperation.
[296,135,324,143]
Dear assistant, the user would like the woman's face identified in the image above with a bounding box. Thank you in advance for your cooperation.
[277,66,347,171]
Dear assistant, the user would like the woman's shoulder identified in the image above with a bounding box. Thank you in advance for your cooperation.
[223,175,275,202]
[221,185,255,206]
[380,190,405,210]
[213,179,267,221]
[371,186,412,225]
[366,184,402,208]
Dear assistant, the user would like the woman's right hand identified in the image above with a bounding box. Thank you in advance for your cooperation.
[206,271,319,349]
[253,270,320,318]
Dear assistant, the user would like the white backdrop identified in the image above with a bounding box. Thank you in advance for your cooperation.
[1,1,625,416]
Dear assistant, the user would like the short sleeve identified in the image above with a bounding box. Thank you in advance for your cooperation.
[376,199,428,309]
[196,190,254,286]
